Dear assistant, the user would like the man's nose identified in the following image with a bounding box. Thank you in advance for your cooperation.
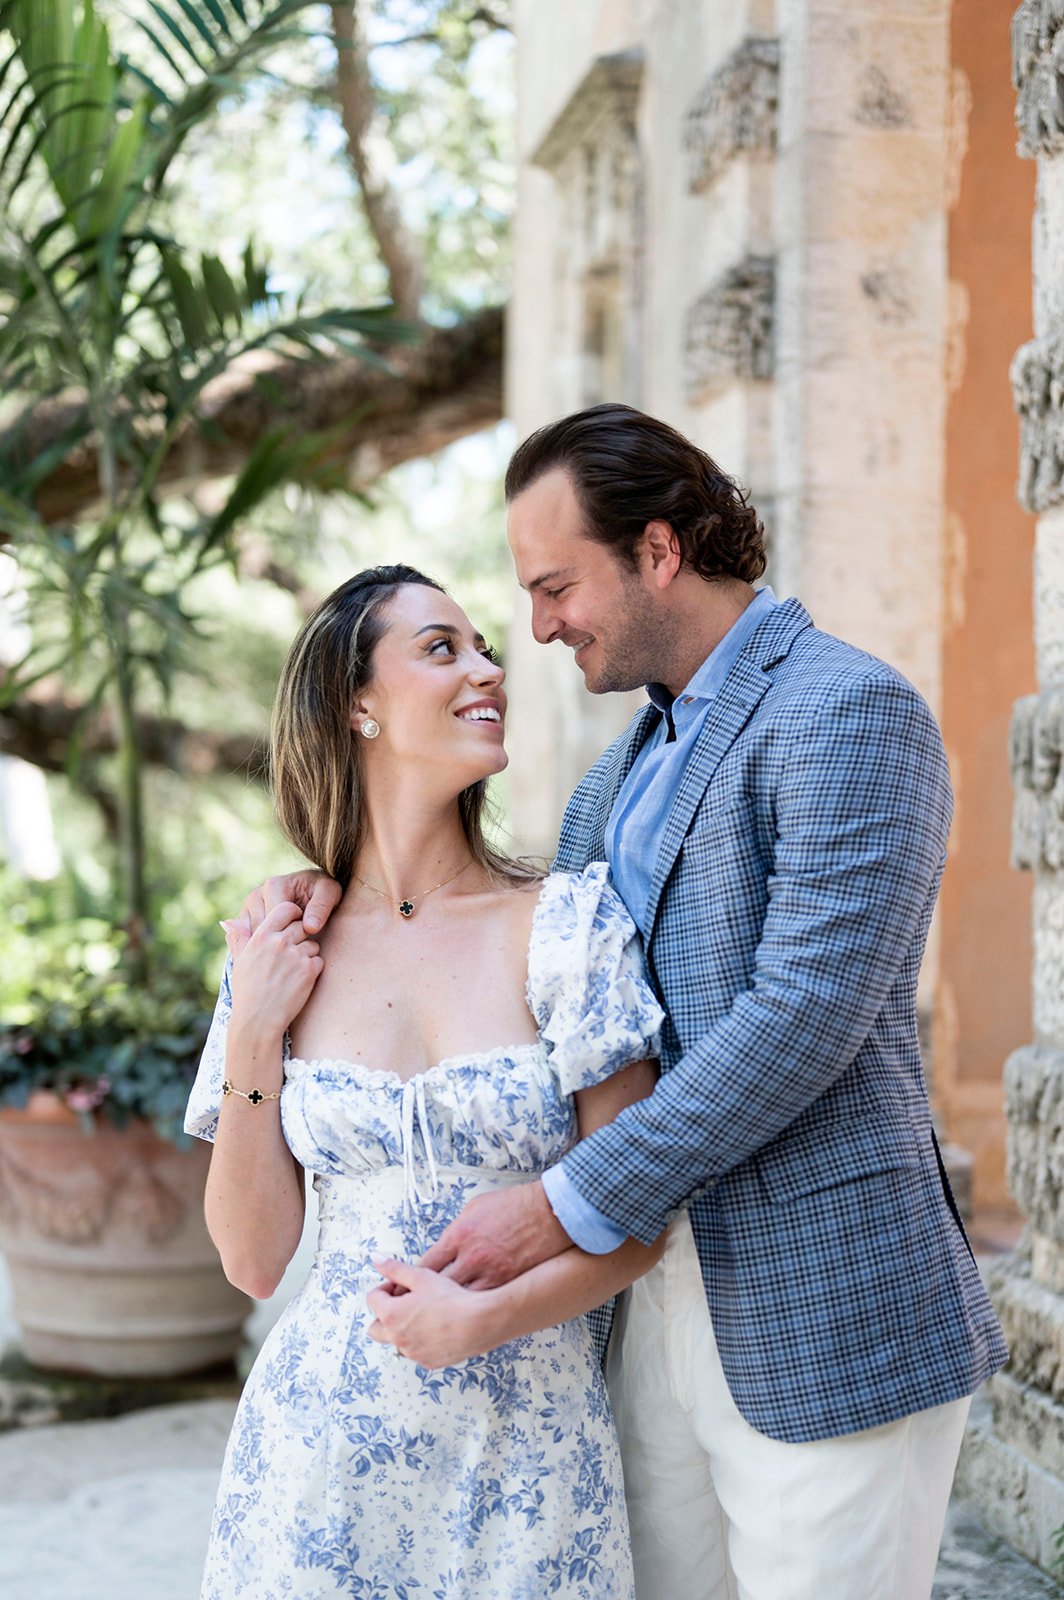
[529,594,559,645]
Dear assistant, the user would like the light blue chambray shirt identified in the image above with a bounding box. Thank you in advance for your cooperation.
[542,587,779,1252]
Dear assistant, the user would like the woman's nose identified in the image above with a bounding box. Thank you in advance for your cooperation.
[475,653,505,685]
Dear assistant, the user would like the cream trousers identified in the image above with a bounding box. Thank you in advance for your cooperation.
[605,1216,970,1600]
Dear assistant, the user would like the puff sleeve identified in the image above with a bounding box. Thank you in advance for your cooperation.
[527,862,664,1097]
[183,956,233,1142]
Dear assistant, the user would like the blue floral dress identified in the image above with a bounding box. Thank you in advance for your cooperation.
[185,863,663,1600]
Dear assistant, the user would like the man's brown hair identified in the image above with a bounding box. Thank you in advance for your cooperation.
[504,402,766,584]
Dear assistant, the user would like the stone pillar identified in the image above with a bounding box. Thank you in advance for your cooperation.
[958,2,1064,1572]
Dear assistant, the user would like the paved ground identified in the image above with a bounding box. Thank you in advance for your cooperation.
[1,1214,1060,1599]
[1,1392,1057,1599]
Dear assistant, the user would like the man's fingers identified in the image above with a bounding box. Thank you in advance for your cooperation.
[303,876,343,935]
[418,1235,458,1274]
[262,875,299,914]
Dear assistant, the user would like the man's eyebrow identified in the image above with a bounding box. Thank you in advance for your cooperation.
[414,622,487,645]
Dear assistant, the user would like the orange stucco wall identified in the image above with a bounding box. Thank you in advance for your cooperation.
[937,0,1036,1211]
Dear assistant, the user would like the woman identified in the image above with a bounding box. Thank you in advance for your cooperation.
[185,563,665,1600]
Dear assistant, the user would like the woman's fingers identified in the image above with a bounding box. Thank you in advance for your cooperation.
[219,919,251,957]
[372,1257,431,1292]
[238,888,266,934]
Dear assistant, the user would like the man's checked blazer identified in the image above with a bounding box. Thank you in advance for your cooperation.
[555,596,1007,1445]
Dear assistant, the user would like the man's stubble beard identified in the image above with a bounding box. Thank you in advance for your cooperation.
[582,582,681,695]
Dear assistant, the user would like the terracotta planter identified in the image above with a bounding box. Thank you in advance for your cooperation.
[0,1095,250,1377]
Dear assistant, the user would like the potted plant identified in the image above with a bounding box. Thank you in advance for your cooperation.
[0,0,398,1374]
[0,947,249,1377]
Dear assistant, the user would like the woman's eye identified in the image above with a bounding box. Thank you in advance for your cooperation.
[481,645,500,665]
[427,638,454,655]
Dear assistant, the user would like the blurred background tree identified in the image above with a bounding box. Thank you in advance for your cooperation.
[0,0,515,1010]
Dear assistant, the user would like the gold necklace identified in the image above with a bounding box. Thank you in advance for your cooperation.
[353,858,475,919]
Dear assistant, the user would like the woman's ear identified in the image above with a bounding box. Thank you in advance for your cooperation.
[350,695,375,730]
[352,699,382,740]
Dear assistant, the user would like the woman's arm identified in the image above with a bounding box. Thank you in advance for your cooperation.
[367,1229,662,1368]
[367,1058,664,1367]
[204,902,322,1299]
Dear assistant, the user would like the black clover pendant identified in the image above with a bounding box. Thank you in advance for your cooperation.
[398,900,415,918]
[247,1088,265,1105]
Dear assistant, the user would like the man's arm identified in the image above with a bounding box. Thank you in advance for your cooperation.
[559,670,952,1240]
[422,668,951,1281]
[421,1059,655,1286]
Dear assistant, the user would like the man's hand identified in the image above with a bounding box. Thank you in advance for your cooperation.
[238,869,342,937]
[418,1180,571,1289]
[367,1259,497,1368]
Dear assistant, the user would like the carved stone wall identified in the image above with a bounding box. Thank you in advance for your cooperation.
[1013,0,1064,157]
[683,35,779,193]
[1013,333,1064,513]
[532,50,646,411]
[684,255,775,402]
[958,4,1064,1573]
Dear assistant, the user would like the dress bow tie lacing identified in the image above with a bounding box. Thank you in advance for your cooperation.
[400,1077,440,1214]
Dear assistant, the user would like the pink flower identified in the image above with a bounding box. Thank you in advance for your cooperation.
[64,1077,111,1113]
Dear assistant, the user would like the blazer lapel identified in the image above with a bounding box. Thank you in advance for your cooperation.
[579,701,661,859]
[641,597,813,939]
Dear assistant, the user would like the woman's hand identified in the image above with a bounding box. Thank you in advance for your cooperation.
[222,901,324,1037]
[366,1258,497,1369]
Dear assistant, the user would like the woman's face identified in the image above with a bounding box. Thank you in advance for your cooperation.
[356,585,508,787]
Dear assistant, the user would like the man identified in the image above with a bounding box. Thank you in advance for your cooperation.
[247,404,1006,1599]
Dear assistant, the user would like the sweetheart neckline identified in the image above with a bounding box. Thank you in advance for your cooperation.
[282,870,572,1088]
[283,1037,548,1090]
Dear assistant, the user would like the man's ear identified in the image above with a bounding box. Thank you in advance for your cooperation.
[639,519,682,588]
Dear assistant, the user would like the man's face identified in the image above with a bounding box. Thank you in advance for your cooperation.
[507,467,662,694]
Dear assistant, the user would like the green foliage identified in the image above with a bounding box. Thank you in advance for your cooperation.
[0,868,214,1139]
[0,1,517,1090]
[0,967,213,1141]
[0,0,405,948]
[367,0,514,314]
[158,2,515,317]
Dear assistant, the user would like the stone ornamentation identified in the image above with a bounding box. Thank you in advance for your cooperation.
[683,36,779,194]
[684,255,776,402]
[1013,0,1064,160]
[1011,333,1064,513]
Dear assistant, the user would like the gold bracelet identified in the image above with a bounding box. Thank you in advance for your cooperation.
[222,1078,281,1106]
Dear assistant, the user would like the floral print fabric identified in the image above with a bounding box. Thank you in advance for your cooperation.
[185,863,663,1600]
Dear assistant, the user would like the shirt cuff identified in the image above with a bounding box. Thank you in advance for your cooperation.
[542,1163,628,1254]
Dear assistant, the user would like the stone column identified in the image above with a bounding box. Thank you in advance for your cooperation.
[958,2,1064,1572]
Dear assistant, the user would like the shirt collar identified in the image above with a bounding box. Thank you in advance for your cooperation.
[646,586,777,713]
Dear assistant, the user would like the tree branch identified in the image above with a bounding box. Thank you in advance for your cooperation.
[236,540,321,617]
[0,691,267,784]
[330,2,424,319]
[3,306,503,530]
